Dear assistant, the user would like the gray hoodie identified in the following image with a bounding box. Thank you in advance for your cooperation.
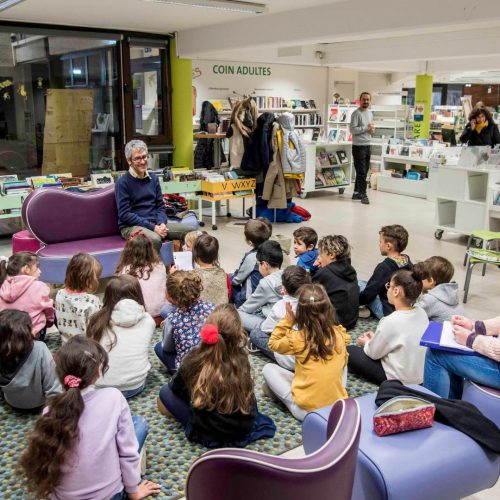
[238,270,283,318]
[416,282,464,322]
[277,113,306,174]
[0,341,61,409]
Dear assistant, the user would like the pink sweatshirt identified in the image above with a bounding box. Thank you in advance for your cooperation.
[0,275,54,333]
[120,263,166,317]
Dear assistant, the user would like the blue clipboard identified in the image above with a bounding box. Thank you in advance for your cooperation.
[420,321,478,356]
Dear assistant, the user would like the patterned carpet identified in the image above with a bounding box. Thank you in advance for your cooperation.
[0,318,378,499]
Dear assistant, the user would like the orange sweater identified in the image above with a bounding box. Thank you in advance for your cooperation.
[268,317,350,411]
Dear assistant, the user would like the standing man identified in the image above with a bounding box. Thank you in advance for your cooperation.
[116,139,193,253]
[350,92,374,205]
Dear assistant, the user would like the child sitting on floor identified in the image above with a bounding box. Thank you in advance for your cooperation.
[293,227,319,273]
[262,284,350,421]
[312,235,359,330]
[55,253,102,343]
[413,256,464,322]
[154,271,215,372]
[116,231,166,318]
[0,309,61,411]
[238,240,283,333]
[157,304,276,448]
[359,224,412,319]
[231,218,271,307]
[348,269,429,385]
[0,252,54,340]
[193,233,230,305]
[250,265,311,362]
[20,336,160,500]
[183,230,206,252]
[87,275,156,399]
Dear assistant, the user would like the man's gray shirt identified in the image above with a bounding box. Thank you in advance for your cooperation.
[350,107,373,146]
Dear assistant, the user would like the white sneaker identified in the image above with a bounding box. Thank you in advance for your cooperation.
[358,307,371,319]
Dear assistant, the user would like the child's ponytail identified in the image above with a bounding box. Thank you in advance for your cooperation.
[391,269,423,306]
[20,337,108,498]
[0,252,39,287]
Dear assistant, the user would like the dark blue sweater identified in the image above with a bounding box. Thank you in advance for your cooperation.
[115,172,167,231]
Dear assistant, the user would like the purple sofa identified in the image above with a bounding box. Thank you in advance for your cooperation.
[462,381,500,427]
[302,388,500,500]
[185,399,361,500]
[22,186,179,283]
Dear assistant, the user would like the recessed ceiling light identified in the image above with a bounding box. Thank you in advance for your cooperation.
[145,0,266,14]
[0,0,25,11]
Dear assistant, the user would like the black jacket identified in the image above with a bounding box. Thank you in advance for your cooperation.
[169,370,257,447]
[312,257,359,330]
[360,255,412,316]
[194,101,226,169]
[240,112,276,175]
[376,380,500,454]
[460,122,500,147]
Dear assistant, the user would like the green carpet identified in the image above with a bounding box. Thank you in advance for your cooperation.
[0,318,378,499]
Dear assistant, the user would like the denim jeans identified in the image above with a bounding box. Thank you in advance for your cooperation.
[239,311,264,333]
[423,347,500,399]
[110,415,148,500]
[121,382,146,400]
[160,302,176,319]
[249,328,276,360]
[358,279,384,320]
[154,341,177,372]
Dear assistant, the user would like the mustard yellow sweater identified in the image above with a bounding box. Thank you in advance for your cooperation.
[268,317,350,411]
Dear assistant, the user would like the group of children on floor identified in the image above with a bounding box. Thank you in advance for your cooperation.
[0,219,468,499]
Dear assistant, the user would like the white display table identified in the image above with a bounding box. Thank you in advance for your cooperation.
[434,164,500,239]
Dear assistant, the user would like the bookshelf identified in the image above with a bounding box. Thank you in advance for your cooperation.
[434,164,500,239]
[301,143,352,198]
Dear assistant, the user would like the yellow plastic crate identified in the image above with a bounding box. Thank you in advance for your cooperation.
[201,178,256,194]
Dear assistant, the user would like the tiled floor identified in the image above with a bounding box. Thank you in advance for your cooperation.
[1,186,499,499]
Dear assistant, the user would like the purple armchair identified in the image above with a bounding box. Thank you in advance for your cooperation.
[185,399,361,500]
[22,186,175,283]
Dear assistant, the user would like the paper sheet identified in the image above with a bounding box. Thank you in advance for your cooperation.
[440,321,474,353]
[173,252,193,271]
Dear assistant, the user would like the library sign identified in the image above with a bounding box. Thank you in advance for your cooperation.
[212,64,272,76]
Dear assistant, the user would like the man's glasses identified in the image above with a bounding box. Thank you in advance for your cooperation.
[131,154,150,163]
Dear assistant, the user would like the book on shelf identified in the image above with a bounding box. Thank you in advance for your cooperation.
[337,150,349,164]
[315,171,327,188]
[338,107,351,123]
[323,169,337,186]
[327,129,338,142]
[317,152,331,167]
[400,146,410,156]
[337,129,347,143]
[329,106,339,122]
[333,166,347,184]
[327,152,339,166]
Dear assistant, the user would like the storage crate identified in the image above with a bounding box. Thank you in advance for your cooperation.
[160,180,202,194]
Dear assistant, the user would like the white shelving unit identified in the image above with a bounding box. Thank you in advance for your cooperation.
[301,143,352,198]
[326,104,357,143]
[370,105,410,141]
[434,165,500,240]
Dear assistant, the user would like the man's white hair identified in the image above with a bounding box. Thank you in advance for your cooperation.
[125,140,148,161]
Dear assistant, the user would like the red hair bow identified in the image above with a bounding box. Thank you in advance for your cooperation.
[64,375,82,388]
[127,229,143,241]
[200,324,219,344]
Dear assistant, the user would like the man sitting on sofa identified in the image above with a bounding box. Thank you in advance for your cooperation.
[116,139,192,252]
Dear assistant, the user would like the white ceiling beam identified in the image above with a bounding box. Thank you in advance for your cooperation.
[323,28,500,65]
[177,0,500,57]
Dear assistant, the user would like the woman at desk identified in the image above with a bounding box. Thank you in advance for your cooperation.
[460,107,500,147]
[423,314,500,398]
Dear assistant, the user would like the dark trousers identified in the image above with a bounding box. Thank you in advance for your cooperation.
[159,384,190,426]
[154,342,177,372]
[352,145,371,196]
[347,345,387,385]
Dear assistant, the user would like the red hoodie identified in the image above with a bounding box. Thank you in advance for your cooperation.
[0,275,54,334]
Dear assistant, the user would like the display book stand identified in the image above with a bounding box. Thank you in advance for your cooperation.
[434,146,500,240]
[301,143,351,198]
[379,141,458,200]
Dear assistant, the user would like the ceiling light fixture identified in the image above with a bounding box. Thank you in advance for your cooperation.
[145,0,266,14]
[0,0,25,12]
